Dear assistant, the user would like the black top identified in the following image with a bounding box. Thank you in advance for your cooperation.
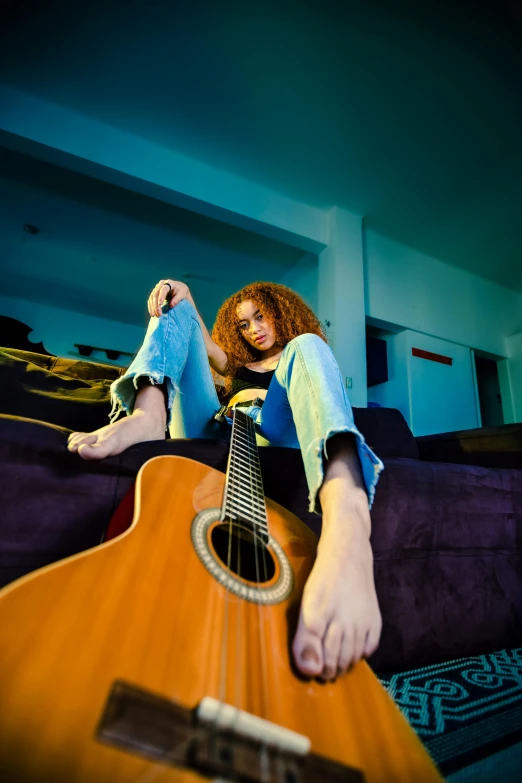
[228,366,275,398]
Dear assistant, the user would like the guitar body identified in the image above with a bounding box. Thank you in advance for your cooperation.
[0,456,442,782]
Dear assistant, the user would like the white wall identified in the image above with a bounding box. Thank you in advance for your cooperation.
[369,330,479,435]
[318,209,368,406]
[364,230,522,429]
[0,294,144,365]
[277,252,318,313]
[367,332,411,425]
[364,230,521,357]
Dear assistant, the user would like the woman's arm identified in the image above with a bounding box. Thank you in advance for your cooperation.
[148,279,228,375]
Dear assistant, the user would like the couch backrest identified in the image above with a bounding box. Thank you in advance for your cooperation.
[0,348,420,458]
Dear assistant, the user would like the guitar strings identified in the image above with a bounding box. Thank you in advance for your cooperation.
[132,433,236,783]
[245,408,274,783]
[245,411,270,724]
[129,410,274,783]
[235,499,242,710]
[218,410,237,709]
[233,406,244,712]
[248,410,284,732]
[227,409,271,721]
[218,406,248,717]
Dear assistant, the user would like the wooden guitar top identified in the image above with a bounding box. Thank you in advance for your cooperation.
[0,455,444,783]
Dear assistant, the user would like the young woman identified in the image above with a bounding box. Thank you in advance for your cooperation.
[68,279,385,681]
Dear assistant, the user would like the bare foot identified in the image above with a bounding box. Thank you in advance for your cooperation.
[292,513,382,680]
[67,408,166,460]
[292,433,382,680]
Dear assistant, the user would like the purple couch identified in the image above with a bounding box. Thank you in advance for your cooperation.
[1,347,521,674]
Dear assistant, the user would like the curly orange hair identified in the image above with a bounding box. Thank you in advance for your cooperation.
[211,281,326,395]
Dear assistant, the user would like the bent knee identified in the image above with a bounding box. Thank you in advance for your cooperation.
[172,298,196,315]
[286,333,328,353]
[164,297,198,324]
[289,332,324,347]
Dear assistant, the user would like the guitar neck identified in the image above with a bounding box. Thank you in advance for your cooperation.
[221,409,269,542]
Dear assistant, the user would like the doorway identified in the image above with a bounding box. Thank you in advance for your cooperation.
[474,355,504,427]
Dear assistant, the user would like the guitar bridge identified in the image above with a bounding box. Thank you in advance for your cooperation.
[97,680,364,782]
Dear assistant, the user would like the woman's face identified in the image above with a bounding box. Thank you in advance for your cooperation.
[236,299,279,352]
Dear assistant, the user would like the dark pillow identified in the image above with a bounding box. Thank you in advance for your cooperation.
[0,348,124,381]
[0,348,122,432]
[352,406,419,460]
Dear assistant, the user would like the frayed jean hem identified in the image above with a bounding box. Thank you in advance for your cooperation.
[306,425,385,515]
[108,372,179,431]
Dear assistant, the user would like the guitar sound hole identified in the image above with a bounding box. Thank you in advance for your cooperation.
[210,523,276,584]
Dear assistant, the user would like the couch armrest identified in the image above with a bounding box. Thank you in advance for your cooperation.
[416,423,522,469]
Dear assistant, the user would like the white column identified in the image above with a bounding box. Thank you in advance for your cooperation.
[318,207,368,407]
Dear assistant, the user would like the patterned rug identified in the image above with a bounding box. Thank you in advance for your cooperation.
[377,647,522,781]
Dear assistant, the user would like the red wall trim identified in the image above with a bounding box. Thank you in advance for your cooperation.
[412,347,453,366]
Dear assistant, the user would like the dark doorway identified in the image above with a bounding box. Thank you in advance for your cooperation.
[474,356,504,427]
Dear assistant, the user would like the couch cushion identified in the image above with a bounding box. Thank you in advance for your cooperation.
[417,423,522,469]
[368,455,522,672]
[0,415,230,587]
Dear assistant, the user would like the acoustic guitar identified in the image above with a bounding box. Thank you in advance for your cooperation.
[0,409,444,782]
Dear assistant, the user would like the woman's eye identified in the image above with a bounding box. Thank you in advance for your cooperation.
[257,314,263,321]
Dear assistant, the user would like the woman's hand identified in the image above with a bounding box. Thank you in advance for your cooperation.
[148,279,192,317]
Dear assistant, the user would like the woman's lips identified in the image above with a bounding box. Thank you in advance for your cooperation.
[255,336,266,344]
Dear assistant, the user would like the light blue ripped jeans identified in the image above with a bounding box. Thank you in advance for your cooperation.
[109,299,385,515]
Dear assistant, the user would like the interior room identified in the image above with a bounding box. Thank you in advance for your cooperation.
[0,1,521,781]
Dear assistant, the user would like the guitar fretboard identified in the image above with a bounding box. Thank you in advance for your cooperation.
[221,409,269,542]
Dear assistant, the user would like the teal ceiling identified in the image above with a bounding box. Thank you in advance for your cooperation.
[0,147,305,325]
[1,0,521,291]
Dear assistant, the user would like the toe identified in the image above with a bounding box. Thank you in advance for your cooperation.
[67,433,96,452]
[352,626,366,666]
[77,439,109,460]
[363,620,382,659]
[67,432,82,449]
[339,632,354,673]
[292,610,325,677]
[322,622,343,680]
[295,639,323,677]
